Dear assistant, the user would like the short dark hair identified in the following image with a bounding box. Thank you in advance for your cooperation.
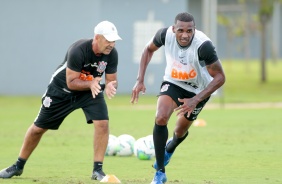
[174,12,195,25]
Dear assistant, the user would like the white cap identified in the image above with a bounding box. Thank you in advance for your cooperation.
[94,21,122,42]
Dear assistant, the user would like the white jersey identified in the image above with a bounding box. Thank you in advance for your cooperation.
[163,27,213,94]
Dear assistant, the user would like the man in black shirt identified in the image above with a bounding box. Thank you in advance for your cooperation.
[0,20,122,181]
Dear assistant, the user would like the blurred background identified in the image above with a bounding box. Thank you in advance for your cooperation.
[0,0,281,102]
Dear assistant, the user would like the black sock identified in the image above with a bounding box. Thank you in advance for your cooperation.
[16,157,26,170]
[166,131,189,153]
[93,162,103,172]
[153,123,168,173]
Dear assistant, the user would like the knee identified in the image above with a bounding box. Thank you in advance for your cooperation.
[174,130,187,138]
[174,127,189,138]
[29,124,47,136]
[155,114,169,126]
[95,120,109,133]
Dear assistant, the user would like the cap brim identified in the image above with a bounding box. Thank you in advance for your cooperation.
[104,34,122,42]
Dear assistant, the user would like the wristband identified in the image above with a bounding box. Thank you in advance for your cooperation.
[100,83,105,90]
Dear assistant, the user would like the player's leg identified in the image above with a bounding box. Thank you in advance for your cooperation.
[165,95,211,161]
[154,95,175,172]
[151,94,176,184]
[153,116,191,175]
[165,116,191,153]
[151,95,173,184]
[151,82,179,184]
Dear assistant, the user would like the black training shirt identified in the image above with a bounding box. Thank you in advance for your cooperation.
[51,39,118,92]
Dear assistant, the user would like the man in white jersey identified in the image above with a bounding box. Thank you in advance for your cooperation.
[131,12,225,184]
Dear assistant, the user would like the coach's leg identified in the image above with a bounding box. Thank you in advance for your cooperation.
[19,124,48,159]
[93,120,109,169]
[0,123,47,178]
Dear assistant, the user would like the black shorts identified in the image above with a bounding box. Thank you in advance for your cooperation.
[158,81,210,121]
[34,85,108,130]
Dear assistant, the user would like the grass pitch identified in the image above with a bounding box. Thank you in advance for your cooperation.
[218,60,282,103]
[0,96,281,184]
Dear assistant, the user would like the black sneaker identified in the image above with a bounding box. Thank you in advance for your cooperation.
[0,164,23,178]
[91,169,106,181]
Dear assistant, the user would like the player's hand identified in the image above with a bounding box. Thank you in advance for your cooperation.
[105,81,117,99]
[131,81,146,104]
[90,77,102,98]
[174,97,198,118]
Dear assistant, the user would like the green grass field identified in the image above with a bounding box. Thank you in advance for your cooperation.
[217,60,282,103]
[0,61,282,184]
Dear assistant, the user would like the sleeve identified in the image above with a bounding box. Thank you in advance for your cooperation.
[153,27,168,47]
[66,43,84,72]
[198,41,219,66]
[105,48,118,74]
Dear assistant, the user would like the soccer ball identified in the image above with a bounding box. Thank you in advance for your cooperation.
[134,135,155,160]
[144,134,155,157]
[118,134,135,148]
[116,134,136,156]
[105,134,120,156]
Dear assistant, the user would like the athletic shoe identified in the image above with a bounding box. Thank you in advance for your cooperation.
[91,169,106,181]
[0,164,23,178]
[150,170,167,184]
[153,138,174,170]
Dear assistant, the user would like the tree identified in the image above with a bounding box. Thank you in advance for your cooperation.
[217,0,281,83]
[258,0,274,82]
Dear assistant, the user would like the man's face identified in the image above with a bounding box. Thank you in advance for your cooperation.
[172,20,195,47]
[97,35,116,55]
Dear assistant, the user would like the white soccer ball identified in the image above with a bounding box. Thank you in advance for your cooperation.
[116,134,136,156]
[105,134,120,156]
[144,135,155,157]
[134,135,155,160]
[118,134,136,148]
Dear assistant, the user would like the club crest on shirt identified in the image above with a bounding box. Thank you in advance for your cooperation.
[43,96,52,108]
[160,84,170,92]
[97,61,107,73]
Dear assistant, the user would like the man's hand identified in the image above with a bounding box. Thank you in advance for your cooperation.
[105,81,117,99]
[131,81,146,104]
[90,77,102,98]
[174,97,199,118]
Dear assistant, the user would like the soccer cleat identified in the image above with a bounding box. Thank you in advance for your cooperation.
[153,138,174,170]
[91,169,106,181]
[150,170,167,184]
[0,164,23,178]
